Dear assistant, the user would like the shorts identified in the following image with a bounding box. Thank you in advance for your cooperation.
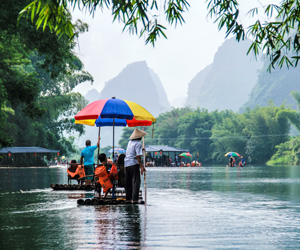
[84,164,94,180]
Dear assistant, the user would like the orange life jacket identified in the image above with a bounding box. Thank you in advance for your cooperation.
[67,169,77,178]
[67,164,85,179]
[109,164,119,180]
[67,164,78,178]
[95,165,113,192]
[76,165,85,179]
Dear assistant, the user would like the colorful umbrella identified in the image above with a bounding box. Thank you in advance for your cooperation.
[225,152,241,157]
[108,147,126,154]
[74,98,156,123]
[74,97,156,161]
[179,152,192,158]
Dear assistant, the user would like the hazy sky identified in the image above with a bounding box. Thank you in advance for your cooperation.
[72,0,279,104]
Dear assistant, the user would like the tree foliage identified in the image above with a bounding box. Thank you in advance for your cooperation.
[20,0,300,69]
[120,104,291,164]
[269,90,300,165]
[267,136,300,166]
[0,0,92,155]
[211,104,290,164]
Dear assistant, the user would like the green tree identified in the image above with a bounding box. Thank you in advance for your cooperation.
[267,90,300,166]
[211,110,247,163]
[209,105,290,164]
[242,105,290,163]
[118,108,193,151]
[120,105,290,164]
[0,29,42,146]
[267,136,300,166]
[277,91,300,131]
[21,0,300,69]
[0,0,92,154]
[175,109,218,162]
[150,107,192,146]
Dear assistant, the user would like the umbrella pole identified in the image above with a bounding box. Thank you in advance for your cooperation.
[94,126,100,198]
[97,127,101,165]
[143,127,147,205]
[113,118,115,161]
[112,118,115,199]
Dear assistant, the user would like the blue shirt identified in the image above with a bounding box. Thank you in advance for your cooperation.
[81,145,97,165]
[124,140,143,167]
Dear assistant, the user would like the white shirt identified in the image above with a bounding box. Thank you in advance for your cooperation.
[124,140,143,167]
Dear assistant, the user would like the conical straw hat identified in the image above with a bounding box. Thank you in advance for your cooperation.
[129,128,147,140]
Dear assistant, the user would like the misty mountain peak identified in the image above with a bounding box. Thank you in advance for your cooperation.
[89,60,171,117]
[82,60,171,146]
[186,38,262,111]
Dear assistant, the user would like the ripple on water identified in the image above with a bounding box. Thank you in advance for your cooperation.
[2,166,300,249]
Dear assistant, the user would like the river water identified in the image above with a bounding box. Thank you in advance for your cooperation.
[1,165,300,249]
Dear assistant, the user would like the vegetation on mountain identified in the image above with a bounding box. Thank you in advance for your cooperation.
[241,63,300,111]
[186,38,261,111]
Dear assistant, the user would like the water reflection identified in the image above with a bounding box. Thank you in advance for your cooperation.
[2,166,300,248]
[0,166,68,191]
[145,166,300,203]
[66,204,143,249]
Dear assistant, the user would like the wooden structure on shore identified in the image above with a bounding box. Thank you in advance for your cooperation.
[145,145,189,166]
[0,147,59,167]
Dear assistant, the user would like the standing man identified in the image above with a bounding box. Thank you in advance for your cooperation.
[80,137,100,186]
[124,129,147,203]
[113,152,118,163]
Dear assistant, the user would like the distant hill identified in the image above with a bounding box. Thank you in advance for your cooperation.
[85,88,100,103]
[81,61,171,147]
[87,61,171,117]
[185,38,262,111]
[241,64,300,111]
[170,96,187,108]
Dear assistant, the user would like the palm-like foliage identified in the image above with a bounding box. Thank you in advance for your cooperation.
[20,0,300,69]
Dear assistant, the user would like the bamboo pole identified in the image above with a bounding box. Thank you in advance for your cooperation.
[113,118,115,161]
[112,118,115,198]
[97,127,101,165]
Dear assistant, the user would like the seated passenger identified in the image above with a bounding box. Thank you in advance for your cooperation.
[107,156,113,164]
[228,157,233,167]
[67,160,85,185]
[68,159,77,171]
[239,156,246,167]
[94,153,113,198]
[67,160,79,183]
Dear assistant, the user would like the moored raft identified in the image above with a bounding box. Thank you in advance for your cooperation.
[77,198,145,206]
[50,184,95,190]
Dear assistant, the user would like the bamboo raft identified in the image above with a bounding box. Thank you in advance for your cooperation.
[49,184,145,205]
[77,198,145,206]
[50,184,95,190]
[77,189,144,205]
